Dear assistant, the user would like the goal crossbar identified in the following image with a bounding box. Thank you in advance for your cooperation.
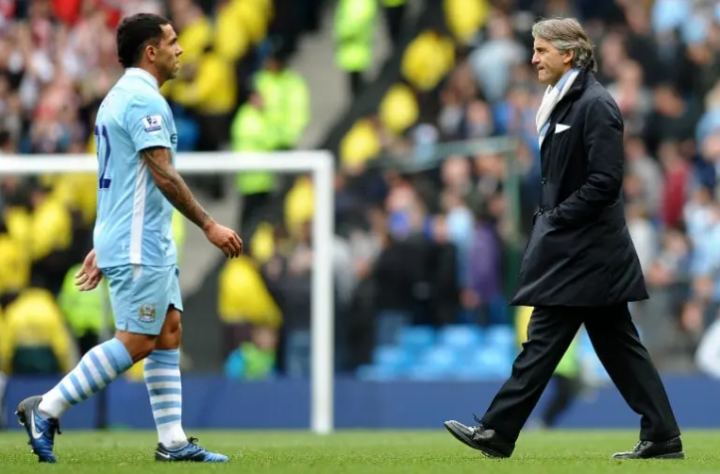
[0,151,336,434]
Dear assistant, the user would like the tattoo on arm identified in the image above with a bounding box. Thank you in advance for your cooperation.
[140,147,213,230]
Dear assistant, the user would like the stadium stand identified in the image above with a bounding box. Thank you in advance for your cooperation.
[3,0,720,390]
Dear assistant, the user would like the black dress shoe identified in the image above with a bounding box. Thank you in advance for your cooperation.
[612,437,684,460]
[443,416,515,458]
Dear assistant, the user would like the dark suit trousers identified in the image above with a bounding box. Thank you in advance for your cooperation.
[482,304,680,442]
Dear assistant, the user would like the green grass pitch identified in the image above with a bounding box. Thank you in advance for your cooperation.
[1,430,719,473]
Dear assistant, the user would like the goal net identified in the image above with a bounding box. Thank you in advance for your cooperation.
[0,151,336,434]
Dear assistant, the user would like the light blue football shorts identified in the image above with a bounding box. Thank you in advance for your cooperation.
[102,264,183,336]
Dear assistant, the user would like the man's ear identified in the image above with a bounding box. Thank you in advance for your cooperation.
[563,49,575,66]
[145,44,157,62]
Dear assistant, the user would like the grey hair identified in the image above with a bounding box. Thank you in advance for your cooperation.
[532,18,597,72]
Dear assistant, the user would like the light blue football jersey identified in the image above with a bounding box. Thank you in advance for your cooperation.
[93,68,178,269]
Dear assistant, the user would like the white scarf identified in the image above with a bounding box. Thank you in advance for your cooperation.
[536,68,580,149]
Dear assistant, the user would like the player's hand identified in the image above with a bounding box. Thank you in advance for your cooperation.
[76,249,103,291]
[204,221,243,258]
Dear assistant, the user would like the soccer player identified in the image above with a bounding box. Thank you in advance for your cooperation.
[15,13,242,463]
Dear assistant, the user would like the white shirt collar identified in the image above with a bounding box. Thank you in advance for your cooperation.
[124,67,159,89]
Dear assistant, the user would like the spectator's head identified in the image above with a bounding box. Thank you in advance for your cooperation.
[487,14,514,41]
[170,0,202,29]
[440,86,460,108]
[658,140,682,169]
[531,17,597,86]
[691,184,714,206]
[430,214,449,243]
[599,31,628,77]
[264,53,288,73]
[272,223,290,246]
[488,192,505,220]
[510,63,535,88]
[663,227,688,254]
[653,84,683,116]
[625,3,650,35]
[623,174,644,202]
[446,63,477,103]
[618,60,644,87]
[709,201,720,224]
[474,152,505,180]
[465,100,494,138]
[440,189,465,213]
[117,13,181,84]
[407,201,428,234]
[625,135,647,160]
[506,84,532,110]
[29,183,52,211]
[248,90,264,109]
[366,206,387,235]
[701,132,720,161]
[441,155,470,189]
[251,325,278,352]
[386,182,418,218]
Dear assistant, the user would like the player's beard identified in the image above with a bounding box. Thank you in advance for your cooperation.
[169,62,180,80]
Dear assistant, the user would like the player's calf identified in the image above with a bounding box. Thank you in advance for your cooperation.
[37,338,134,421]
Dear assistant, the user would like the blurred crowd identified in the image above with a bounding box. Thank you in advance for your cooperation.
[332,0,720,376]
[5,0,720,386]
[0,0,321,382]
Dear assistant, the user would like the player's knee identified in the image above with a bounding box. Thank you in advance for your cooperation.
[165,310,182,338]
[167,317,182,336]
[134,343,156,361]
[155,309,182,350]
[115,332,158,362]
[159,321,182,349]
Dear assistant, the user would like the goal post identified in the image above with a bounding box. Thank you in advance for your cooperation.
[0,151,336,435]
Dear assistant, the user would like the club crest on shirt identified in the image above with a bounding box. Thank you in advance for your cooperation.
[142,115,163,133]
[138,303,157,323]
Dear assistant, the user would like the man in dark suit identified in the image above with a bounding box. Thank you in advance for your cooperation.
[444,18,683,460]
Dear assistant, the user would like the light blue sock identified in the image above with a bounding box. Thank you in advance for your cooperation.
[144,349,188,449]
[38,338,133,419]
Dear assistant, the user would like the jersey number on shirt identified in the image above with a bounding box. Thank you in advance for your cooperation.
[95,125,112,189]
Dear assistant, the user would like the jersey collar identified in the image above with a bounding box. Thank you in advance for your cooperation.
[125,67,159,90]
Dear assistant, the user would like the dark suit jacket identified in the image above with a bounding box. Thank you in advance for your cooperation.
[510,68,648,307]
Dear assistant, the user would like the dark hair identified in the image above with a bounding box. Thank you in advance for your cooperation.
[116,13,171,68]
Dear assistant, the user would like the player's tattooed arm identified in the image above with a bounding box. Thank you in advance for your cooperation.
[140,147,214,230]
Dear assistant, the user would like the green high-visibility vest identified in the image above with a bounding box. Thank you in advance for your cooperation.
[334,0,377,72]
[230,103,276,195]
[554,337,580,378]
[58,264,106,336]
[254,70,310,149]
